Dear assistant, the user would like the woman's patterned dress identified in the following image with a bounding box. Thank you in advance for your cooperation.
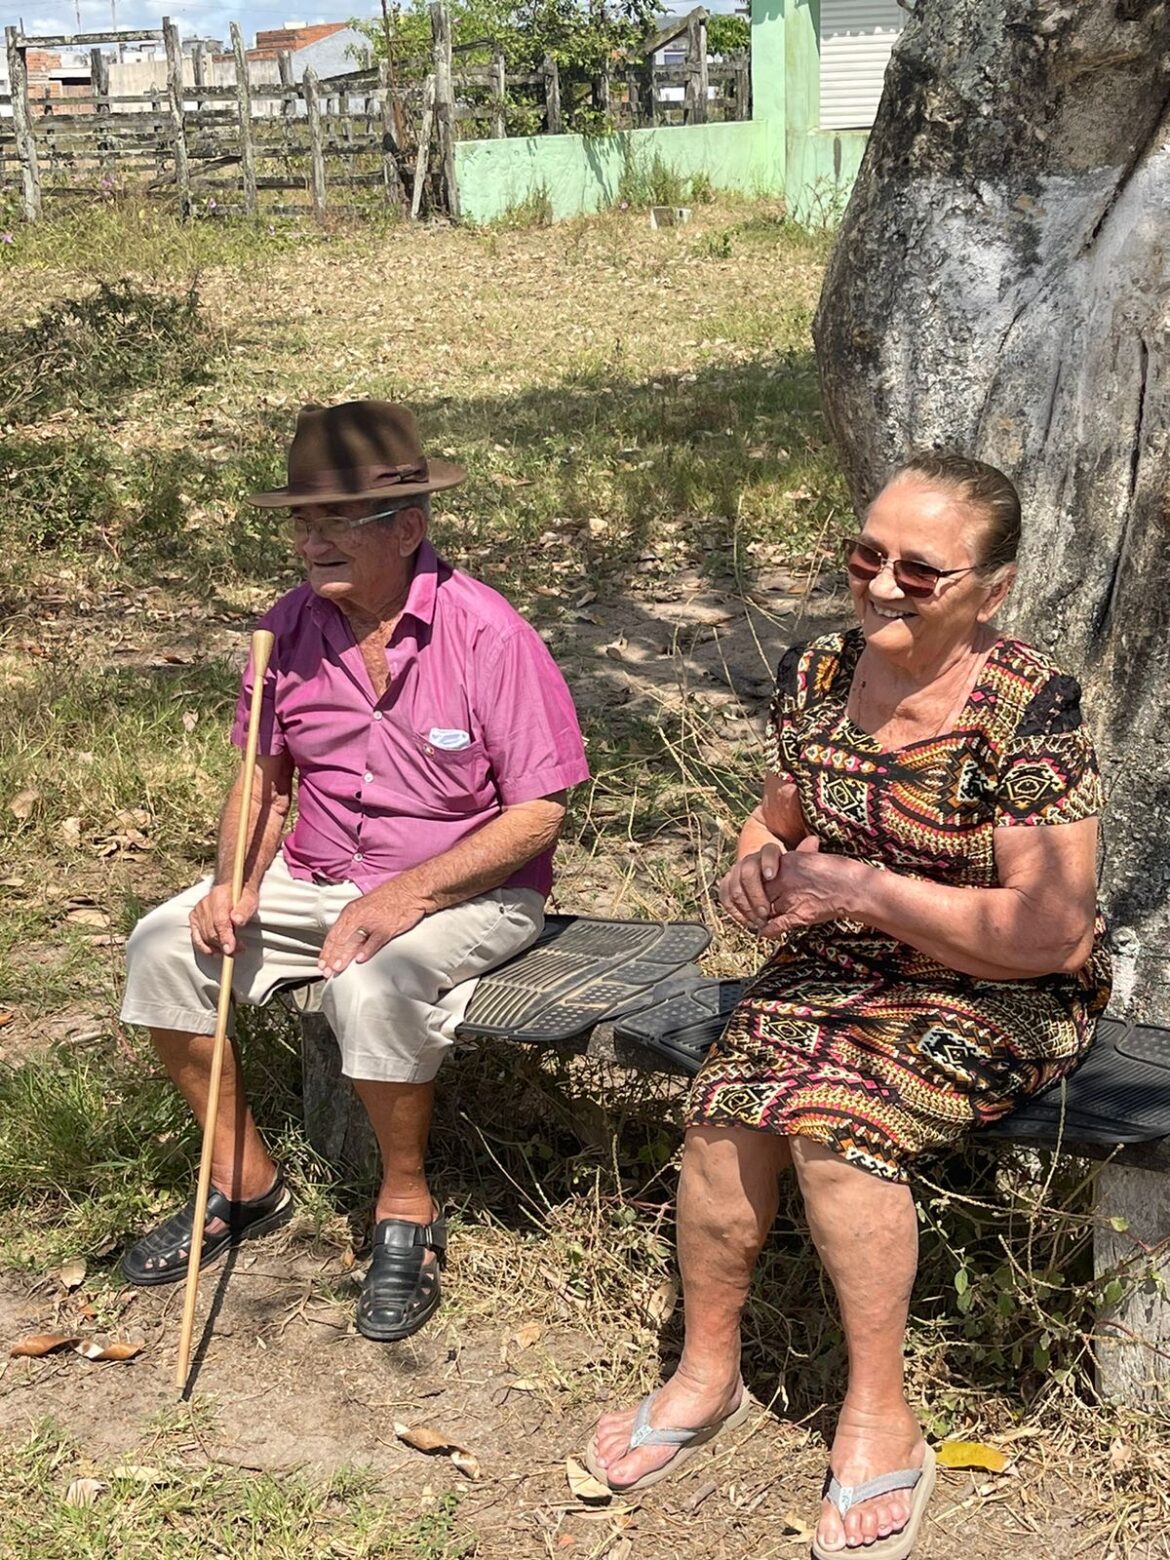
[686,628,1112,1182]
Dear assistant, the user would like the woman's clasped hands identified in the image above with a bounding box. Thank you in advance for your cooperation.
[718,835,864,939]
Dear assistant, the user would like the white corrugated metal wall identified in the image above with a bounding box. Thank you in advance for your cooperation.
[819,0,906,130]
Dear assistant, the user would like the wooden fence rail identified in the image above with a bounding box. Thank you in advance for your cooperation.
[1,4,750,222]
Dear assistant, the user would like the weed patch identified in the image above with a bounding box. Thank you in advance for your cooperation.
[0,278,211,425]
[0,1424,474,1560]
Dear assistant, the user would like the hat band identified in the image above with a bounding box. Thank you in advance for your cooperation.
[287,459,429,496]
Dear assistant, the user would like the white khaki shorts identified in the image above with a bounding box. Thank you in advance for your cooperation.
[120,854,545,1084]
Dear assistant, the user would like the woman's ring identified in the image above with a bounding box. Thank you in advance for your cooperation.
[355,927,370,940]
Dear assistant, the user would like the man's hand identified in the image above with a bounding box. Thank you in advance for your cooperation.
[189,883,260,958]
[318,879,432,978]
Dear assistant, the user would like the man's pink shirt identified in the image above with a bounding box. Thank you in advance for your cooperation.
[231,540,589,896]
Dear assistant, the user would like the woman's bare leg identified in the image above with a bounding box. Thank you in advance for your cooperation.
[790,1140,925,1552]
[590,1125,790,1488]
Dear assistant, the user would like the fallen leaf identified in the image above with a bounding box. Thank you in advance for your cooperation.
[606,1541,632,1560]
[110,1465,171,1485]
[75,1338,143,1362]
[566,1457,612,1504]
[10,1332,81,1357]
[556,1538,577,1550]
[9,788,40,820]
[181,710,199,733]
[0,1009,13,1028]
[58,816,82,845]
[65,908,109,927]
[58,1257,87,1291]
[507,1377,540,1392]
[646,1277,678,1326]
[781,1512,813,1539]
[936,1440,1009,1473]
[511,1321,543,1350]
[393,1421,480,1477]
[64,1478,106,1508]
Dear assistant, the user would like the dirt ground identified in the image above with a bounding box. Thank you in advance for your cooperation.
[0,1252,1120,1560]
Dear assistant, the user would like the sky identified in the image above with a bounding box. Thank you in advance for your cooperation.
[10,0,742,53]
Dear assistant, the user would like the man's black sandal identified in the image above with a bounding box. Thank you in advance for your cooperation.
[357,1214,447,1342]
[121,1172,294,1287]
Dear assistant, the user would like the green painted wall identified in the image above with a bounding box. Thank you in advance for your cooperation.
[455,121,782,225]
[453,0,872,226]
[779,0,869,222]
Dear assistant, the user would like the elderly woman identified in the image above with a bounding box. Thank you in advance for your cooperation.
[586,454,1110,1560]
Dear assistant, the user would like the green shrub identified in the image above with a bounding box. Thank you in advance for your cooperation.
[493,184,555,228]
[0,277,213,425]
[617,149,716,210]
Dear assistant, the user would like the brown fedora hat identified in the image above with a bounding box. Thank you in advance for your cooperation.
[248,400,466,508]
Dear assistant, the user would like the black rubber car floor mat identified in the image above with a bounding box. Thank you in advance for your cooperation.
[613,977,744,1073]
[458,915,712,1045]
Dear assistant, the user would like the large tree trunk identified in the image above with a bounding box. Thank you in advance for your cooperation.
[814,0,1170,1025]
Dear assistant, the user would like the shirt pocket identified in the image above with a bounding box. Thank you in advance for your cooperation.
[405,730,495,815]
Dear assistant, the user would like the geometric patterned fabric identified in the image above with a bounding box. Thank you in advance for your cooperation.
[686,629,1113,1182]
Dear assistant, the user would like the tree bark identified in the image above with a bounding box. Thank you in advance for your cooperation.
[814,0,1170,1025]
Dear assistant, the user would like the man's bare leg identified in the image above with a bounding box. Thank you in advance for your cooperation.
[144,1026,279,1267]
[352,1078,437,1228]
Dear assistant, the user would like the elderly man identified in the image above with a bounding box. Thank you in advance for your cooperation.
[119,400,589,1341]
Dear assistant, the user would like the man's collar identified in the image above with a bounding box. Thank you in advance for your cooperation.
[402,538,439,626]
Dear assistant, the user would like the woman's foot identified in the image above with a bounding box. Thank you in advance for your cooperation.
[589,1368,743,1490]
[816,1399,927,1552]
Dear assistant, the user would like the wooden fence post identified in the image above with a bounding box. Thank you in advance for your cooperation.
[230,21,258,216]
[192,41,206,112]
[5,28,42,222]
[89,47,110,115]
[378,59,407,210]
[625,66,640,128]
[643,60,658,128]
[733,49,749,121]
[684,9,708,125]
[163,17,191,218]
[491,47,506,139]
[302,68,327,217]
[410,72,435,221]
[592,69,610,117]
[542,54,562,134]
[278,49,296,120]
[429,2,459,220]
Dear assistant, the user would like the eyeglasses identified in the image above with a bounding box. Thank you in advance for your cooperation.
[842,536,978,600]
[286,502,410,544]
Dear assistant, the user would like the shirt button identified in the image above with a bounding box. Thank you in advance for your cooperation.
[373,711,383,721]
[363,771,374,783]
[353,852,364,862]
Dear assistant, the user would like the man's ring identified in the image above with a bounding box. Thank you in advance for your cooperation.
[355,927,370,940]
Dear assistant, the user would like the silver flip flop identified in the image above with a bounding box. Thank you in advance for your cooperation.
[811,1444,937,1560]
[583,1385,752,1493]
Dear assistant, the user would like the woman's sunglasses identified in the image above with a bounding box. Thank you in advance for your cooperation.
[842,537,977,600]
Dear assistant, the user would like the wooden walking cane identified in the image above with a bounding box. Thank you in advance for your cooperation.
[175,628,275,1394]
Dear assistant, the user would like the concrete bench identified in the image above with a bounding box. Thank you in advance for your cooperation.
[289,914,1170,1408]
